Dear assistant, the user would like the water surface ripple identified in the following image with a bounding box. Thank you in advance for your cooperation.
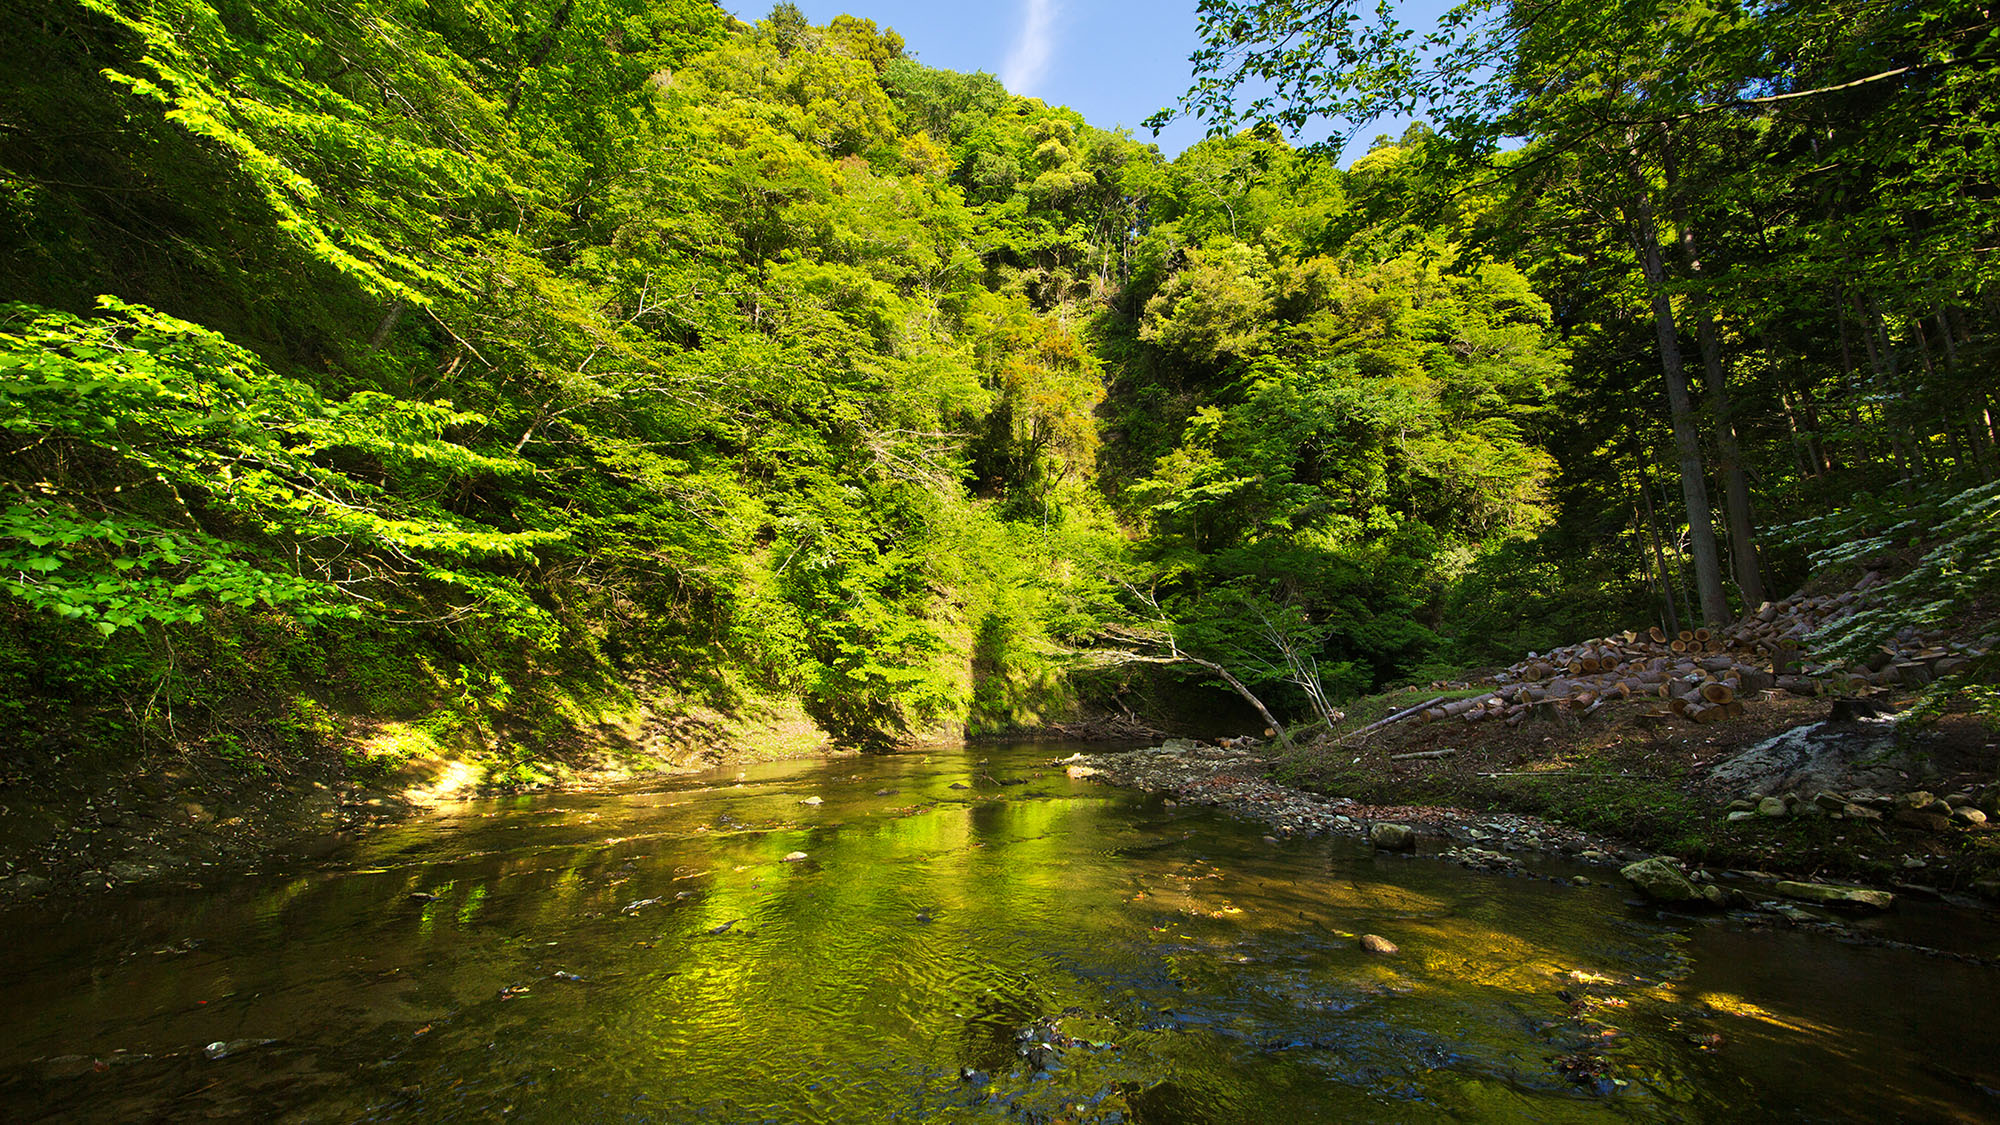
[2,742,1996,1122]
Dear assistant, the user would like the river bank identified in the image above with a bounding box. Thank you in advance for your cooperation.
[1065,687,2000,910]
[5,660,1994,909]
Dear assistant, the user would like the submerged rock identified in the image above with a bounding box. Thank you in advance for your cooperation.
[1772,881,1894,912]
[1619,858,1704,904]
[1370,823,1417,852]
[1359,934,1400,955]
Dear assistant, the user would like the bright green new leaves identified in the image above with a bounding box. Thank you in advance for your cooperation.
[0,504,335,635]
[1141,242,1276,365]
[0,299,559,635]
[1135,247,1558,545]
[76,0,510,301]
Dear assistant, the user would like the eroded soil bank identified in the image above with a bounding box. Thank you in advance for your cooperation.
[0,703,845,903]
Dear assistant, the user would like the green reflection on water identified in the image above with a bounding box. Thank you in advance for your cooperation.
[0,744,1995,1123]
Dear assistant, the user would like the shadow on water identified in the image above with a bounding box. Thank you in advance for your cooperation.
[1,741,1996,1122]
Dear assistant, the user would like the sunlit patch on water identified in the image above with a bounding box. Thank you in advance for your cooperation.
[0,742,1995,1122]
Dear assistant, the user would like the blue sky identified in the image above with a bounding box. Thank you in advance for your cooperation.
[723,1,1450,163]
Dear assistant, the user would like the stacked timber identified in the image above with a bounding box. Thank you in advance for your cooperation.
[1421,574,1990,728]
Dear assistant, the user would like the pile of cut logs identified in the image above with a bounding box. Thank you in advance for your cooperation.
[1421,576,1990,728]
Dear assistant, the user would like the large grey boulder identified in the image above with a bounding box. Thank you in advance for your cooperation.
[1369,823,1417,852]
[1619,857,1703,904]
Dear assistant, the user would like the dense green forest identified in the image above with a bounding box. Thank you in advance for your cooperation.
[1,0,1993,779]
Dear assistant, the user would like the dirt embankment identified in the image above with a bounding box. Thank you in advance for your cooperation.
[1067,689,2000,904]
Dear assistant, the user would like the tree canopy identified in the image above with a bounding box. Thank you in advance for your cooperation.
[1,1,1992,769]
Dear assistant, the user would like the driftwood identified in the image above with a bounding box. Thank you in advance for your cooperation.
[1390,748,1458,761]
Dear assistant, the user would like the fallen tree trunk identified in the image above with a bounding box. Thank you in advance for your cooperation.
[1167,652,1295,751]
[1349,695,1450,742]
[1072,648,1293,750]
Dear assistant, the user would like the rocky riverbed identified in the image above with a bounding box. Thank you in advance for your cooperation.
[1063,738,1635,872]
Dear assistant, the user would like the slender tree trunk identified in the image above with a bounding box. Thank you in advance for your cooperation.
[1787,349,1836,474]
[1778,391,1815,478]
[507,0,579,119]
[1835,308,1873,470]
[367,299,407,350]
[1857,296,1917,492]
[1668,157,1765,606]
[1880,310,1924,489]
[1624,186,1730,625]
[1634,477,1681,637]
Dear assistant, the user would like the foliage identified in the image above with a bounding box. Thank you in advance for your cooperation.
[2,0,1989,769]
[1772,481,2000,720]
[0,299,556,637]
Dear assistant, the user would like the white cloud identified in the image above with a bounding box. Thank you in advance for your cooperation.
[1000,0,1060,95]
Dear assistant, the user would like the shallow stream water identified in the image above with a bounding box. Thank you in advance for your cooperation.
[2,742,1997,1122]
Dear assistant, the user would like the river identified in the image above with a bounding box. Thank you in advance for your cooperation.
[2,742,1996,1122]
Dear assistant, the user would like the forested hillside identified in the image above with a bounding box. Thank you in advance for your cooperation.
[2,0,1992,782]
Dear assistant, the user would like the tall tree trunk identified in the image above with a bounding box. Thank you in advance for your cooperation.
[1624,185,1730,625]
[1786,349,1836,474]
[1856,296,1917,493]
[367,299,407,350]
[1778,391,1815,478]
[1665,153,1766,609]
[1688,308,1764,605]
[1835,309,1873,470]
[1935,309,1958,365]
